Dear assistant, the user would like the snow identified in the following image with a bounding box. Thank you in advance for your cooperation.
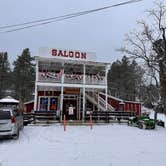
[142,106,166,124]
[0,123,166,166]
[0,96,19,103]
[150,111,166,124]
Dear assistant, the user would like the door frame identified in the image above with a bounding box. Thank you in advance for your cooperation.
[63,95,78,120]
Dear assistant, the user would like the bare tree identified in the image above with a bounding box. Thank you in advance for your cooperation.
[118,1,166,114]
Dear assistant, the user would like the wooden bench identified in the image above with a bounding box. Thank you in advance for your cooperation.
[23,111,60,124]
[85,111,136,123]
[33,111,59,121]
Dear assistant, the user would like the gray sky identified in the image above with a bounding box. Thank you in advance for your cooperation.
[0,0,155,64]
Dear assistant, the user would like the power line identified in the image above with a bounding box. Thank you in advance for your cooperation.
[0,0,142,29]
[0,0,143,33]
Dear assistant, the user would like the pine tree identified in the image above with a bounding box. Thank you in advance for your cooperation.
[0,52,11,98]
[13,48,35,102]
[107,56,144,101]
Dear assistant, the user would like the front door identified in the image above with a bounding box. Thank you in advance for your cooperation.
[63,99,77,120]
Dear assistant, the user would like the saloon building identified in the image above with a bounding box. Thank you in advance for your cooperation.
[33,48,113,121]
[32,48,141,121]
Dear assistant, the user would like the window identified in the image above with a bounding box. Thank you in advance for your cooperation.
[39,97,48,111]
[50,97,57,111]
[39,96,58,111]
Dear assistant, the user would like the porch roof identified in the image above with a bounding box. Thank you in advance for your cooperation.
[0,96,19,103]
[35,56,110,67]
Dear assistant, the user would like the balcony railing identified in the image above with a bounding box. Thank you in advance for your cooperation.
[38,72,61,83]
[38,72,106,85]
[85,75,105,85]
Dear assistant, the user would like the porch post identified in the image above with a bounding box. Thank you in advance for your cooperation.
[98,91,100,111]
[105,65,108,111]
[34,59,39,111]
[78,92,81,120]
[34,84,38,111]
[60,67,64,122]
[82,64,86,121]
[93,89,95,112]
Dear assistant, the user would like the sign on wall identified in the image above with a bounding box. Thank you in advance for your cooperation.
[39,47,96,61]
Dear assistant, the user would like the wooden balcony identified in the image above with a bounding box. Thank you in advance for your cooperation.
[38,72,106,85]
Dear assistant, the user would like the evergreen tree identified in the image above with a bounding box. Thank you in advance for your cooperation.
[108,56,144,101]
[0,52,11,98]
[13,48,35,102]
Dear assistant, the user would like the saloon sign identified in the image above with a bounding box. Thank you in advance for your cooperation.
[39,47,96,61]
[52,49,87,60]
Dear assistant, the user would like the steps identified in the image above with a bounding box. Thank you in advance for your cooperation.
[85,92,114,111]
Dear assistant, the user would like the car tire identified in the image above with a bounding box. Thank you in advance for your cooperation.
[138,123,142,129]
[138,123,146,129]
[142,124,146,129]
[151,125,155,129]
[138,123,143,129]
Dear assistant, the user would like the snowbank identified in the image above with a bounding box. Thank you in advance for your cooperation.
[142,106,166,124]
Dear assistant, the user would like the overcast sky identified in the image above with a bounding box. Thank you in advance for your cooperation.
[0,0,155,64]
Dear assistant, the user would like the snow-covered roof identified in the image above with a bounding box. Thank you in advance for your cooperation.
[100,92,141,104]
[0,96,19,103]
[24,100,34,105]
[124,100,142,104]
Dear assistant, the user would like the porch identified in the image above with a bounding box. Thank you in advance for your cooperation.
[34,86,111,121]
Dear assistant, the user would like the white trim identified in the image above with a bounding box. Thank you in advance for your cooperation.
[82,64,86,121]
[37,82,106,89]
[124,101,142,104]
[60,68,64,122]
[24,100,34,105]
[100,92,141,105]
[34,59,39,111]
[97,91,99,111]
[34,84,38,110]
[36,59,39,81]
[36,56,110,66]
[105,66,108,110]
[100,92,123,102]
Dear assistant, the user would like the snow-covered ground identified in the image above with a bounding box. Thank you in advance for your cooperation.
[0,123,166,166]
[142,106,166,124]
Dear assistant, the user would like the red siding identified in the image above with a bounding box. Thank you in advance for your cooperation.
[108,98,120,111]
[106,94,141,115]
[124,102,141,115]
[25,102,34,113]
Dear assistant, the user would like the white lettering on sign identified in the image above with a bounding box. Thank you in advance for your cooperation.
[38,47,96,62]
[52,49,87,60]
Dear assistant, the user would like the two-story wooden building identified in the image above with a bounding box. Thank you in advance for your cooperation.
[33,48,112,121]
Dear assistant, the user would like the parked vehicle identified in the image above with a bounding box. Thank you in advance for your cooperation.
[128,115,155,129]
[0,108,24,139]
